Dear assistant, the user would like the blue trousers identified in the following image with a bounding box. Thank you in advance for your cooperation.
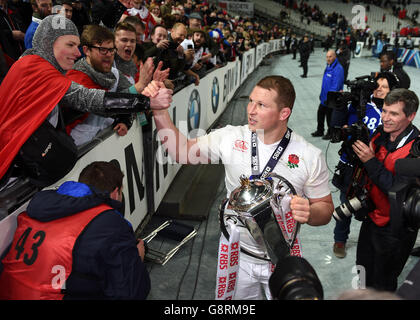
[333,191,352,243]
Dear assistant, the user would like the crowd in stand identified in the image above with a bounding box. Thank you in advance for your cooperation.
[0,0,417,154]
[278,0,418,27]
[0,0,289,86]
[2,0,418,88]
[277,0,419,50]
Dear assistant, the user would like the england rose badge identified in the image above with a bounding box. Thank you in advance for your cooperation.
[287,154,299,168]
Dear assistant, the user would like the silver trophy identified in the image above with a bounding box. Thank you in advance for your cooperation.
[219,173,300,265]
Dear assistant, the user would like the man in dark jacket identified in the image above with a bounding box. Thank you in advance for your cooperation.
[71,0,91,35]
[299,35,311,78]
[144,23,189,82]
[0,0,26,66]
[312,50,344,139]
[290,34,298,59]
[323,33,333,52]
[336,42,351,81]
[187,12,219,65]
[0,161,150,300]
[379,51,410,89]
[91,0,129,29]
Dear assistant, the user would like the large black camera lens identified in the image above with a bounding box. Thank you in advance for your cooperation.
[269,256,323,300]
[402,188,420,230]
[410,137,420,157]
[330,127,345,143]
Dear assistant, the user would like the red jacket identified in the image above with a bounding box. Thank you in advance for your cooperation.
[367,131,415,226]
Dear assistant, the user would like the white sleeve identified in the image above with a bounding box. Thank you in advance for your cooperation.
[195,125,235,164]
[303,149,331,199]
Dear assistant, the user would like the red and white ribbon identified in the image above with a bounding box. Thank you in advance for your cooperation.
[272,194,303,257]
[215,221,240,300]
[215,194,302,299]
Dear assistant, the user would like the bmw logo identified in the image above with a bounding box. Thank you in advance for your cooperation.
[188,89,201,132]
[211,77,220,114]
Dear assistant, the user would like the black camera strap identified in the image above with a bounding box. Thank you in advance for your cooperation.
[250,128,292,179]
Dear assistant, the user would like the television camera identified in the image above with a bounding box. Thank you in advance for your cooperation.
[327,73,378,163]
[326,74,379,222]
[389,141,420,235]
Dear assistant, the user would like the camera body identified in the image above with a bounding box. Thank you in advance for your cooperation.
[327,73,378,111]
[329,74,379,221]
[327,74,377,166]
[331,122,370,164]
[167,39,179,51]
[389,155,420,236]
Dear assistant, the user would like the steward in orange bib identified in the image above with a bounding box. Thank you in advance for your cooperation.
[0,161,150,300]
[351,88,419,292]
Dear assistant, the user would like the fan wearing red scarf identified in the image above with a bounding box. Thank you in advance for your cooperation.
[0,15,172,186]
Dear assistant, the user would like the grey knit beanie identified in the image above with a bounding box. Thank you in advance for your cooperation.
[22,15,80,74]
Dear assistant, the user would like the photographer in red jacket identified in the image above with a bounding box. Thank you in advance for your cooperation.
[352,88,419,292]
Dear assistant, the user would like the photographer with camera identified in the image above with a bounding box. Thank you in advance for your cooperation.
[331,71,401,258]
[352,88,419,292]
[143,23,193,85]
[180,29,208,86]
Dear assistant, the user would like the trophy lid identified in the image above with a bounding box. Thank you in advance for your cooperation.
[227,175,273,212]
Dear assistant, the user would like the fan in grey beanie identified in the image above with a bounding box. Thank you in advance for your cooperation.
[19,15,107,113]
[22,15,80,74]
[19,15,171,117]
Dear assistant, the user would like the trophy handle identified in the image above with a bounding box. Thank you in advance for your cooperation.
[289,221,300,249]
[268,172,301,252]
[218,198,231,241]
[268,172,298,195]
